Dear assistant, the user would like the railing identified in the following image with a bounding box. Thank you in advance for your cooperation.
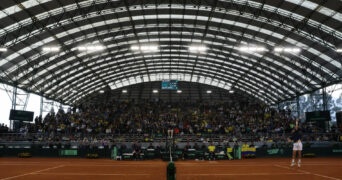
[1,131,340,145]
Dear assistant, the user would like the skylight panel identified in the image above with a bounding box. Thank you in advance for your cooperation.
[332,13,342,22]
[2,7,23,19]
[318,7,335,17]
[300,1,318,10]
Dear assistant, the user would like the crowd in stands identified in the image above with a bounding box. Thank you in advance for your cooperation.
[0,100,340,146]
[0,123,9,133]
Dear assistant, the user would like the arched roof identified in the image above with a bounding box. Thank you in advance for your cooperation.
[0,0,341,105]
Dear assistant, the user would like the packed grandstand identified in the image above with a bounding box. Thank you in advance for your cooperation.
[1,100,340,160]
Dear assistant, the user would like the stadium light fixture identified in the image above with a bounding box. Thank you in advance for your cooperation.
[0,47,7,52]
[131,45,140,51]
[131,45,159,53]
[274,47,301,53]
[152,89,158,93]
[78,45,105,52]
[206,90,212,94]
[122,89,128,93]
[42,47,60,52]
[189,45,207,53]
[238,46,267,52]
[177,90,182,93]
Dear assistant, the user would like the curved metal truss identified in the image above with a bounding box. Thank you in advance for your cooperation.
[0,0,341,105]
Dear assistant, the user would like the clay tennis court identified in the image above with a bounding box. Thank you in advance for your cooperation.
[0,157,341,180]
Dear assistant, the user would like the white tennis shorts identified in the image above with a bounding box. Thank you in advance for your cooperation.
[293,141,303,151]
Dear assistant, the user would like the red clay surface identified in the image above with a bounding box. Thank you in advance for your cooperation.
[0,157,341,180]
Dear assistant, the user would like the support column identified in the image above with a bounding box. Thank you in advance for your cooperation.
[322,87,327,111]
[296,95,300,120]
[10,86,17,130]
[11,86,17,110]
[40,96,43,117]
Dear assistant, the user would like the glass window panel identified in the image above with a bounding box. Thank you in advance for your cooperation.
[204,78,211,84]
[1,6,23,19]
[332,13,342,22]
[122,81,129,86]
[184,75,191,81]
[318,7,335,17]
[299,1,318,10]
[0,11,8,20]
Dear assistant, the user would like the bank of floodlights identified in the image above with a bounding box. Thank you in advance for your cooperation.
[238,46,267,52]
[42,46,60,52]
[0,47,8,52]
[189,45,207,53]
[274,47,301,53]
[78,45,105,52]
[131,45,159,53]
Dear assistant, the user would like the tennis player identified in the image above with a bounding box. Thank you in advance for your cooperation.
[290,119,302,167]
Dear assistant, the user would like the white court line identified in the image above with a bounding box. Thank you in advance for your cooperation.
[172,163,342,167]
[181,172,307,176]
[0,162,42,164]
[0,165,64,180]
[273,164,300,171]
[0,163,162,167]
[32,173,151,176]
[296,169,341,180]
[62,164,162,167]
[177,164,279,167]
[274,164,341,180]
[274,163,342,166]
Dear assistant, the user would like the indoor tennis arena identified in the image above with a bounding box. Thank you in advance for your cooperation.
[0,0,342,179]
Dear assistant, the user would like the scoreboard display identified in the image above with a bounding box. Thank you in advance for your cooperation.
[305,110,331,122]
[305,110,330,130]
[161,80,178,90]
[9,109,34,122]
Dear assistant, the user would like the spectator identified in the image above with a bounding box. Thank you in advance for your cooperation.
[132,141,141,160]
[208,142,216,160]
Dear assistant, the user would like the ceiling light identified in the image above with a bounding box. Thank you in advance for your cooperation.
[131,45,140,51]
[238,46,267,52]
[177,90,182,93]
[78,45,105,52]
[229,90,234,93]
[131,45,159,53]
[153,89,158,93]
[274,47,301,53]
[337,48,342,53]
[0,47,7,52]
[42,47,60,52]
[141,45,158,51]
[189,45,207,52]
[206,90,212,94]
[99,90,105,94]
[122,89,127,93]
